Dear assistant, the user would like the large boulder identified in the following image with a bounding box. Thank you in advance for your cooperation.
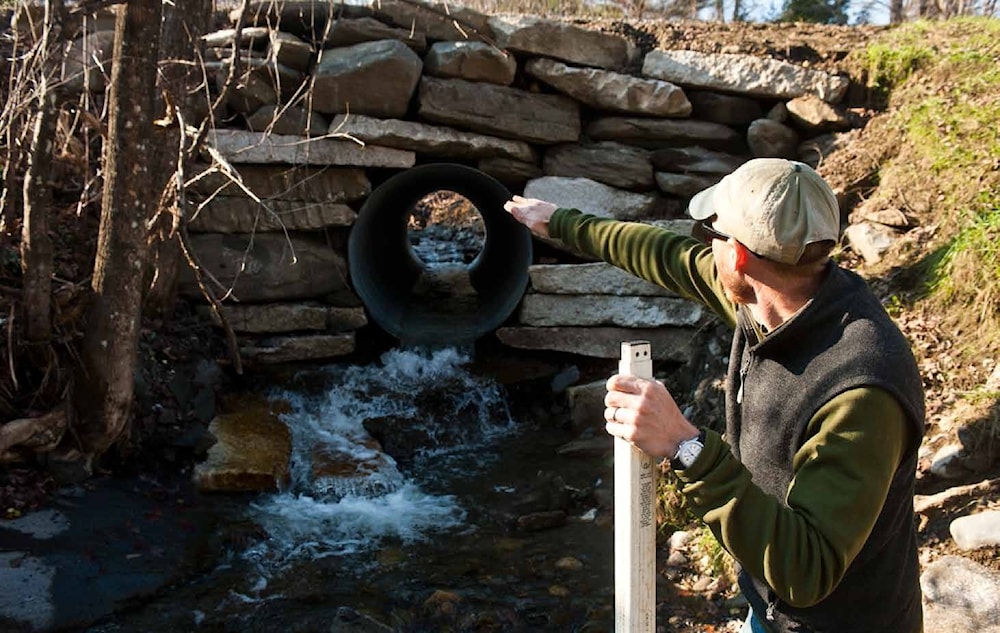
[312,39,423,117]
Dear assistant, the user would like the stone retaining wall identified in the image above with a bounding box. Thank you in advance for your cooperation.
[41,1,859,364]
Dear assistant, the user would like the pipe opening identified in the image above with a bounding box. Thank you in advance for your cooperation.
[348,164,533,347]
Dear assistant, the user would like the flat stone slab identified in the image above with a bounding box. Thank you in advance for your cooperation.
[418,76,580,145]
[642,49,849,103]
[528,263,673,296]
[489,15,632,70]
[542,142,654,191]
[329,114,535,162]
[200,303,367,334]
[179,233,349,303]
[523,176,664,221]
[586,116,743,152]
[517,294,701,328]
[240,333,356,363]
[526,57,690,117]
[207,130,415,168]
[188,198,356,232]
[190,165,371,202]
[655,172,722,197]
[496,325,698,362]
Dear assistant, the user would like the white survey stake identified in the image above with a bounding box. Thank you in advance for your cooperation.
[615,340,657,632]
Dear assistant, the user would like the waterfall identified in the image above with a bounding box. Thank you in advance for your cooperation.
[244,347,517,565]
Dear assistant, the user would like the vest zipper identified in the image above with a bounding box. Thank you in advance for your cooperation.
[736,352,752,404]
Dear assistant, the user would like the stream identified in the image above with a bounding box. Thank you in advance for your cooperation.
[81,205,622,632]
[84,346,620,633]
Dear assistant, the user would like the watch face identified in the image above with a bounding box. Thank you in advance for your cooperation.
[679,442,702,467]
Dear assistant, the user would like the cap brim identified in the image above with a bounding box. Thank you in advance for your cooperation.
[687,183,718,220]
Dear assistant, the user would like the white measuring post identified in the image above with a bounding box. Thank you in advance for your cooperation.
[615,340,657,632]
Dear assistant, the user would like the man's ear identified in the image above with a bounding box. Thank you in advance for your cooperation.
[732,240,750,272]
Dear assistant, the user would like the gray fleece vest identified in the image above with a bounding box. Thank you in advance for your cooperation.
[726,264,925,633]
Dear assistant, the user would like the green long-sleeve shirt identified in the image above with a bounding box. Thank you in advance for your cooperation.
[549,208,914,609]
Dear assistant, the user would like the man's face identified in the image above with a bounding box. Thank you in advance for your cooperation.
[710,229,754,305]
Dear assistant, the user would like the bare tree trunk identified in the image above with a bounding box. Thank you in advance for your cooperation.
[71,0,162,459]
[715,0,726,21]
[890,0,905,22]
[19,0,69,343]
[144,0,212,318]
[732,0,744,21]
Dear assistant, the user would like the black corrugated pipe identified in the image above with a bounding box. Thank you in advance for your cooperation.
[348,163,533,347]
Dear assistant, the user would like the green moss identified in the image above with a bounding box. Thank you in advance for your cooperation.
[865,17,1000,354]
[862,41,934,94]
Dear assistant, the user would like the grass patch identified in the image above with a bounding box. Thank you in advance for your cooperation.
[859,18,1000,360]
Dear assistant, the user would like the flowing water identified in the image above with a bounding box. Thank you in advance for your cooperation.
[88,346,619,632]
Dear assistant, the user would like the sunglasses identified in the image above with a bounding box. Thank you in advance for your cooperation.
[692,218,765,259]
[692,219,734,245]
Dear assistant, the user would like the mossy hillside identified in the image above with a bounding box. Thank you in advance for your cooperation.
[854,18,1000,385]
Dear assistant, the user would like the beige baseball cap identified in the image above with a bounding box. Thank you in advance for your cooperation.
[688,158,841,265]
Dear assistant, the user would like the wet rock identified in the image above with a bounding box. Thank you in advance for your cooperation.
[555,556,584,571]
[310,437,400,499]
[193,405,292,492]
[517,510,568,531]
[423,589,462,618]
[330,606,394,632]
[557,435,611,458]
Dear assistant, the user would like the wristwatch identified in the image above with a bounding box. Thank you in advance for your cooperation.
[671,430,706,470]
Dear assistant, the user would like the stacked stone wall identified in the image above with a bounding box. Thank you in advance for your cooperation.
[35,1,860,364]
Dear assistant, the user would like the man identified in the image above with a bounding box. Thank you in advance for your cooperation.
[504,158,925,633]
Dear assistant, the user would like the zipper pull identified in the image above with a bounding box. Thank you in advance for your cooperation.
[737,355,751,404]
